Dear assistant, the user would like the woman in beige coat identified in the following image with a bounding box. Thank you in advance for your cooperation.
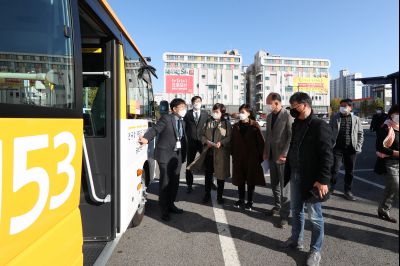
[188,103,232,204]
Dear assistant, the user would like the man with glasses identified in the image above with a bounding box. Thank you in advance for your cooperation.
[139,98,187,222]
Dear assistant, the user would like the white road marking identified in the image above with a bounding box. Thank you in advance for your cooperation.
[339,170,384,189]
[211,190,241,266]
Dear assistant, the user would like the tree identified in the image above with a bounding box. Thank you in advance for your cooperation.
[360,100,369,118]
[330,98,341,114]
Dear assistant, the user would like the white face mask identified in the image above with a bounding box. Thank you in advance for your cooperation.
[265,104,273,113]
[212,112,221,120]
[239,113,249,121]
[178,109,187,118]
[193,102,202,110]
[339,106,349,115]
[392,114,399,124]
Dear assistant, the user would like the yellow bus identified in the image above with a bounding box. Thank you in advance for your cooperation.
[0,0,157,265]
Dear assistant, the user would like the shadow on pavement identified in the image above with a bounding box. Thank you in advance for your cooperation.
[146,180,399,255]
[144,197,308,266]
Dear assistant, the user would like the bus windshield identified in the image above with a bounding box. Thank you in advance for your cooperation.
[0,0,75,109]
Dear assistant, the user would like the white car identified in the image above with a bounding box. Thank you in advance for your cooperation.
[257,120,266,127]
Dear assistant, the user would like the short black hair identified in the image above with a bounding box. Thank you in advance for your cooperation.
[213,103,226,114]
[340,99,353,106]
[289,92,312,108]
[170,98,186,110]
[388,104,399,117]
[268,92,281,102]
[239,104,255,120]
[191,96,202,103]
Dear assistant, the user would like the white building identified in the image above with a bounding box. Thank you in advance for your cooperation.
[246,50,330,115]
[162,50,245,112]
[330,69,363,100]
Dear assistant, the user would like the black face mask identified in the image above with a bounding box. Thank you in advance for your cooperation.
[290,108,300,119]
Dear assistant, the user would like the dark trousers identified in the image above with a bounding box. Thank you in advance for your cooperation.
[205,151,214,193]
[158,155,182,215]
[238,184,255,203]
[205,151,225,198]
[270,160,290,219]
[186,140,203,187]
[331,148,357,192]
[379,160,399,213]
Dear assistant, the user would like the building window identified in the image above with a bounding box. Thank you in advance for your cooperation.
[234,85,238,90]
[202,74,206,79]
[234,75,238,80]
[224,95,227,100]
[265,76,269,80]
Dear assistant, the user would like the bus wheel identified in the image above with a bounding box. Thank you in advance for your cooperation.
[132,170,147,227]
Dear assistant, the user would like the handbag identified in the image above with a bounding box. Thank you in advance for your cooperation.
[374,157,387,175]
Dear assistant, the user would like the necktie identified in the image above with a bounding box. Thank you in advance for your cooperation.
[178,119,183,139]
[195,112,199,124]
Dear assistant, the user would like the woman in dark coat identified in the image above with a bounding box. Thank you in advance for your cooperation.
[376,104,399,223]
[231,104,266,210]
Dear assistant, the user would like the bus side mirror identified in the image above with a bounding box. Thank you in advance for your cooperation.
[160,100,169,115]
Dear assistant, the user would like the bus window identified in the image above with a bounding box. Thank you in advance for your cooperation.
[123,40,153,118]
[0,0,75,109]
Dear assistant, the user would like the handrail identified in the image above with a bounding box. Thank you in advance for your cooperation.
[82,137,111,203]
[82,71,111,78]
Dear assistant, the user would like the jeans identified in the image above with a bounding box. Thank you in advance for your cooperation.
[269,160,290,219]
[379,159,399,213]
[290,171,324,252]
[331,148,357,192]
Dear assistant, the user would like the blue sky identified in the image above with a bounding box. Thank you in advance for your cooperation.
[108,0,399,93]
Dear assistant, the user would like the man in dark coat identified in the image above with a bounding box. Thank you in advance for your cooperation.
[184,96,209,193]
[139,98,187,222]
[370,107,387,132]
[280,92,333,266]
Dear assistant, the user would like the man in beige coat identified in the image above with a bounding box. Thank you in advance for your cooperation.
[263,93,293,228]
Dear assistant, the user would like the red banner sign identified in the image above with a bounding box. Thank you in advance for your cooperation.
[166,75,193,93]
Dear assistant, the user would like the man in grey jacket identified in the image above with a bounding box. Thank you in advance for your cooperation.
[263,93,293,228]
[330,99,364,201]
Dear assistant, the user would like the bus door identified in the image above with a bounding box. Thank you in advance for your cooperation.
[79,40,116,241]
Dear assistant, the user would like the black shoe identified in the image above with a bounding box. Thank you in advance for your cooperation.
[202,193,211,204]
[265,206,280,216]
[161,213,171,221]
[211,183,217,190]
[344,191,356,201]
[279,218,288,229]
[233,200,245,208]
[186,186,193,194]
[169,205,184,214]
[244,202,253,211]
[378,210,397,223]
[217,197,225,205]
[279,238,304,251]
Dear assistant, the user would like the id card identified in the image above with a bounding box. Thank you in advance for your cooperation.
[175,140,182,150]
